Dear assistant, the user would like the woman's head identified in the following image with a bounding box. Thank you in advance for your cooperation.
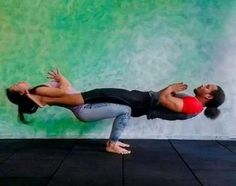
[9,81,31,95]
[203,85,225,119]
[6,82,39,123]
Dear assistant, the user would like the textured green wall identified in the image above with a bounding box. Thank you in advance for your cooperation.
[0,0,235,138]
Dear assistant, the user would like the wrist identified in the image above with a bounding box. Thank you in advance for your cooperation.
[167,86,175,93]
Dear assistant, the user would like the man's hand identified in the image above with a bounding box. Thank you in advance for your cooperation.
[167,82,188,94]
[159,82,187,112]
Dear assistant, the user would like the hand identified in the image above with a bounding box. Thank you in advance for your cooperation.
[24,89,30,95]
[47,69,63,82]
[168,82,188,93]
[19,88,29,95]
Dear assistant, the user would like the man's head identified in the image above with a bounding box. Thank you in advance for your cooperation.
[194,84,225,119]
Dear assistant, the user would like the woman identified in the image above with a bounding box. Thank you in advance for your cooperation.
[6,70,133,154]
[6,70,225,154]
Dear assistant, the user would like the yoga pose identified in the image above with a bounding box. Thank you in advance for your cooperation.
[6,70,225,154]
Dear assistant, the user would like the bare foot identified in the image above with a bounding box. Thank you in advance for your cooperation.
[106,141,131,155]
[116,141,130,147]
[106,141,130,148]
[26,93,46,108]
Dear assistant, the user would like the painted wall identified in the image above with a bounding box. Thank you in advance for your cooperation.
[0,0,235,139]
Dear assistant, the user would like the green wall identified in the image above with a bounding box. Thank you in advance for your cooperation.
[0,0,235,138]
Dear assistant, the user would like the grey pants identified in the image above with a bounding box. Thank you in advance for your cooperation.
[70,103,131,142]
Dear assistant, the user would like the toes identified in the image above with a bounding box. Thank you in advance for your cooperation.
[117,141,130,147]
[122,151,131,155]
[119,148,131,155]
[121,144,130,147]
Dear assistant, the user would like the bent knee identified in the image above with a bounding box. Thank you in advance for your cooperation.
[122,106,131,117]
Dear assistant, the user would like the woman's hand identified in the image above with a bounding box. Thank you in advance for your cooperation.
[47,69,64,82]
[47,68,72,91]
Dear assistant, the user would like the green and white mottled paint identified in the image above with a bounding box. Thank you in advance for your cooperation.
[0,0,235,139]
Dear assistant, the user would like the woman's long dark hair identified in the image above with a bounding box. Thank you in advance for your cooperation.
[5,88,39,124]
[204,86,225,120]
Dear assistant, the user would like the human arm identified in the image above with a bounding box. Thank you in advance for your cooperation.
[47,69,72,91]
[159,82,188,112]
[33,86,67,97]
[31,69,73,97]
[36,69,73,97]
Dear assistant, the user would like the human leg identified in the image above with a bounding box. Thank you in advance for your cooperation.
[73,103,132,154]
[106,107,131,154]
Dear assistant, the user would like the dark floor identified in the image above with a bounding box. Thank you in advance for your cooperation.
[0,139,236,186]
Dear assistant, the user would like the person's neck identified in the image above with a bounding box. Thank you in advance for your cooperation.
[195,95,207,107]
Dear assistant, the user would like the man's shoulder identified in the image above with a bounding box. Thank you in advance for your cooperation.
[182,96,203,114]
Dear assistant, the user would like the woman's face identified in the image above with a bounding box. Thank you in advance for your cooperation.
[9,82,31,94]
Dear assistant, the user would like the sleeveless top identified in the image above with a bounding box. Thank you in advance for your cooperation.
[146,91,203,120]
[33,82,83,116]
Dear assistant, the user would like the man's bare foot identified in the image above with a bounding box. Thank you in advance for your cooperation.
[26,93,46,108]
[106,141,131,155]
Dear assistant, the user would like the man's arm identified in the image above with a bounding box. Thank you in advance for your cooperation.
[159,83,188,113]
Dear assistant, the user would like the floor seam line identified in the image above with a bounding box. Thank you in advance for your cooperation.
[216,140,236,155]
[45,144,75,186]
[168,140,203,186]
[0,142,30,165]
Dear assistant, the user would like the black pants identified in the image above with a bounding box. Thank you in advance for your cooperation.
[81,88,152,117]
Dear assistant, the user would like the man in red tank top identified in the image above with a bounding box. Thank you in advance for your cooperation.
[159,83,225,119]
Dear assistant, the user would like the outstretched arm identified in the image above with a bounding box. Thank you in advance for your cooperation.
[159,82,188,112]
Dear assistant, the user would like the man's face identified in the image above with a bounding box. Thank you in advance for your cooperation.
[194,84,218,99]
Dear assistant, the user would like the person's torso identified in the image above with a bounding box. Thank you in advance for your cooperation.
[147,91,201,120]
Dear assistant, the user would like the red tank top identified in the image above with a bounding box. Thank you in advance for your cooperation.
[182,96,203,115]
